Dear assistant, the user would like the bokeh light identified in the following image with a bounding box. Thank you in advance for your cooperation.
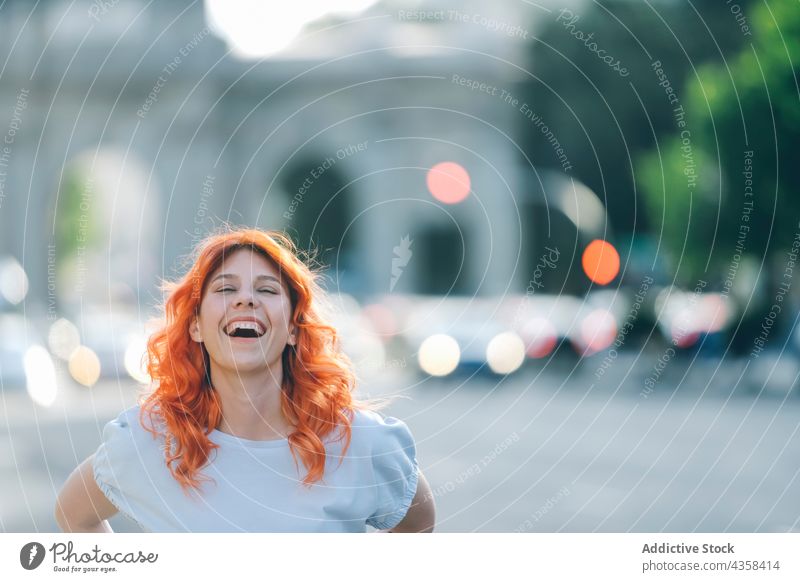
[0,257,29,305]
[124,335,151,384]
[700,294,729,333]
[578,309,618,356]
[418,334,460,376]
[426,162,471,204]
[68,346,101,387]
[521,317,558,359]
[671,308,702,348]
[486,332,526,374]
[361,303,398,338]
[581,239,620,285]
[205,0,379,59]
[24,345,57,407]
[48,318,81,360]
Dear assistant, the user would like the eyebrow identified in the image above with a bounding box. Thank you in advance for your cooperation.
[211,274,282,284]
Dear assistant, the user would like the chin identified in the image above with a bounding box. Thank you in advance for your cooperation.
[228,354,279,372]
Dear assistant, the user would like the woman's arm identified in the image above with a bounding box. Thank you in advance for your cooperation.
[388,470,436,533]
[55,455,118,532]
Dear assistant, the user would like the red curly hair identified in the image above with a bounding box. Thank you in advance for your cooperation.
[140,226,363,491]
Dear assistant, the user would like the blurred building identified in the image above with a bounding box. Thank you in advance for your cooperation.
[0,0,586,314]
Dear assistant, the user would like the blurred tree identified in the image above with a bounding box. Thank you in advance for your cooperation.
[638,0,800,286]
[637,0,799,352]
[56,170,98,262]
[522,0,756,242]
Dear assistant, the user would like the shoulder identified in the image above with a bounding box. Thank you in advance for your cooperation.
[92,405,178,531]
[346,408,417,464]
[111,405,144,430]
[350,408,420,530]
[349,407,409,428]
[96,404,166,461]
[106,404,162,435]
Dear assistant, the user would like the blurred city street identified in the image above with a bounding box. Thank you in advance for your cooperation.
[3,354,798,533]
[0,0,798,541]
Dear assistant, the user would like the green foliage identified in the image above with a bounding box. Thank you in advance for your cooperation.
[637,0,800,284]
[56,169,97,261]
[524,0,756,238]
[638,139,719,281]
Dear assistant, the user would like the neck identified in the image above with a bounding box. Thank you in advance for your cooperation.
[209,359,293,441]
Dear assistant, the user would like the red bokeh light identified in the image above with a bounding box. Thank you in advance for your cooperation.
[426,161,471,204]
[582,240,620,285]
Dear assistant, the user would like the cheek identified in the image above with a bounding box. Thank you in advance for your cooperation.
[198,297,225,329]
[267,296,293,322]
[280,303,295,327]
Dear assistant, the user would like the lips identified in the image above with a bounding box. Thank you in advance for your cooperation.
[223,317,267,338]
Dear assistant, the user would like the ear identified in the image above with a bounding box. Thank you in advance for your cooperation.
[287,325,297,346]
[190,318,203,343]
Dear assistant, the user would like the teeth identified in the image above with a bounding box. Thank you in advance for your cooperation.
[225,321,265,336]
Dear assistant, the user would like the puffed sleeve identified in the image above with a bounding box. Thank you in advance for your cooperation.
[363,411,420,530]
[91,406,156,529]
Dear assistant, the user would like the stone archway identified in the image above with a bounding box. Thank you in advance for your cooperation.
[279,153,355,278]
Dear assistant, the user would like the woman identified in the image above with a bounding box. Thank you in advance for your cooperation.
[55,227,435,532]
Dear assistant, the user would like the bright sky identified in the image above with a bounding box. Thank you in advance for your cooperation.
[204,0,380,59]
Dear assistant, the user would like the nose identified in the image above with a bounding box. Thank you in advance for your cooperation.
[234,289,260,308]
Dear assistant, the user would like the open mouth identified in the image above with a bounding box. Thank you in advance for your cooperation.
[223,321,267,339]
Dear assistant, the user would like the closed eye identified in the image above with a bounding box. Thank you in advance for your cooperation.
[216,287,277,294]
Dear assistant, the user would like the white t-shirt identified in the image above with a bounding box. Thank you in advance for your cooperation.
[92,405,419,532]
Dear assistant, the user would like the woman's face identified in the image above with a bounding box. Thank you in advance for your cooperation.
[191,248,296,375]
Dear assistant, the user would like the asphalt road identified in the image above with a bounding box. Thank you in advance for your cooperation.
[2,354,798,532]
